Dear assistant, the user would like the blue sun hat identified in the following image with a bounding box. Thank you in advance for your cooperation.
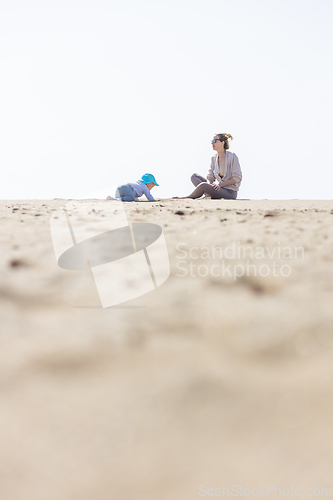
[140,173,159,186]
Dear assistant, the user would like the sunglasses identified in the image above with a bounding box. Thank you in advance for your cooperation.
[211,138,221,144]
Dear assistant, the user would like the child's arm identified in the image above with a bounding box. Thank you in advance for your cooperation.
[142,184,155,202]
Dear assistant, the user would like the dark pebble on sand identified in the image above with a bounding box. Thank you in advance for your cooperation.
[9,258,28,268]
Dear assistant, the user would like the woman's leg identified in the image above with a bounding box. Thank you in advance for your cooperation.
[185,182,237,200]
[216,187,237,200]
[191,173,208,187]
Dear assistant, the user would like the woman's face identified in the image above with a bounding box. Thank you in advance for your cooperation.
[211,135,225,152]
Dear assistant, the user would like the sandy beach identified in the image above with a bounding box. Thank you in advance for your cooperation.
[1,198,333,499]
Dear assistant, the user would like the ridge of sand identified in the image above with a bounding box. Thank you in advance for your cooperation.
[1,199,333,499]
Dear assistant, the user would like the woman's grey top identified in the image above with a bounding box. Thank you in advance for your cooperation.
[207,151,242,191]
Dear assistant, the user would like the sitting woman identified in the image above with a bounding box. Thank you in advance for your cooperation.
[178,133,242,200]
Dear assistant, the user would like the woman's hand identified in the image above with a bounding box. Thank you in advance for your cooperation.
[212,181,221,191]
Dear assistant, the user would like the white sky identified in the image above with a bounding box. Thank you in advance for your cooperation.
[1,0,332,200]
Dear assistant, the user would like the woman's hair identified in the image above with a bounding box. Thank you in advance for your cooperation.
[215,133,233,150]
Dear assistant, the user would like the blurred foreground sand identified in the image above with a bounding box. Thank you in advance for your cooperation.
[1,198,333,499]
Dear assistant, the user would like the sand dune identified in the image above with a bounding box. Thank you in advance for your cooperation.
[1,198,333,499]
